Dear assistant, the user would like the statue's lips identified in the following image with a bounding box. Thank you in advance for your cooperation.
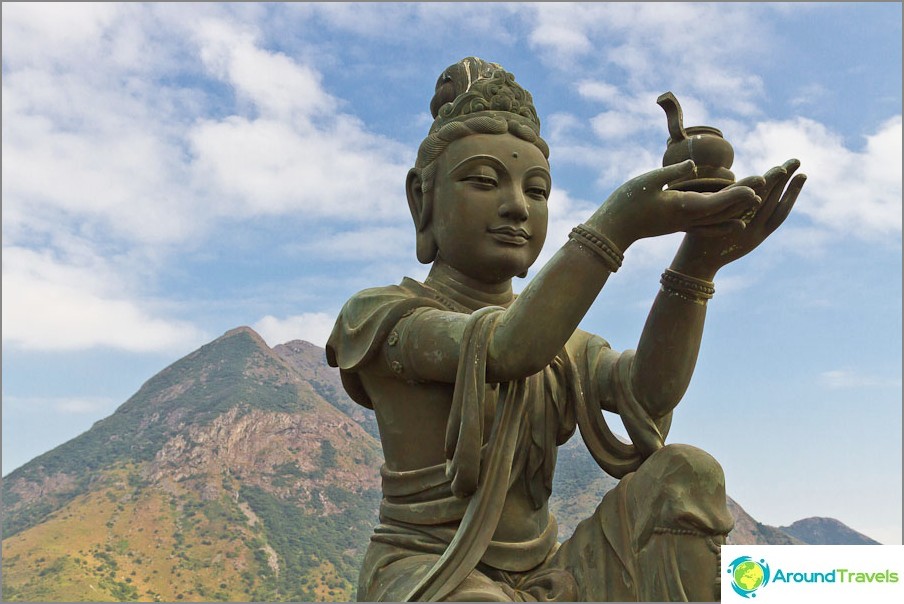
[487,226,531,245]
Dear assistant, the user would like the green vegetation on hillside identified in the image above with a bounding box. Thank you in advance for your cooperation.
[240,485,380,601]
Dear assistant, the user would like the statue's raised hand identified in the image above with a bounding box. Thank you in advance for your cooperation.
[591,160,762,251]
[674,159,806,277]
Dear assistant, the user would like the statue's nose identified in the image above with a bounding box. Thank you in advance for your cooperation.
[498,186,529,221]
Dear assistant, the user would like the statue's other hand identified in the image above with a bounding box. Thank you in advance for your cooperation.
[677,159,806,275]
[592,160,761,250]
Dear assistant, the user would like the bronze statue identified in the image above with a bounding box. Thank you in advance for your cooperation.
[327,57,806,602]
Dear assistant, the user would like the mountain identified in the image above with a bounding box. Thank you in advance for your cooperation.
[2,329,883,601]
[725,497,805,545]
[779,517,881,545]
[2,327,382,602]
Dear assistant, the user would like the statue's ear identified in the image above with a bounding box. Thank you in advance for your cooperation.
[406,168,438,264]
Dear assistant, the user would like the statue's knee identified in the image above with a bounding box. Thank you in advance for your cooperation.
[648,443,726,491]
[628,444,732,536]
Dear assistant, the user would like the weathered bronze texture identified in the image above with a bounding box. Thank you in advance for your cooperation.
[327,57,806,602]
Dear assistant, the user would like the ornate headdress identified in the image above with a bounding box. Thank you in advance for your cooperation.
[427,57,542,136]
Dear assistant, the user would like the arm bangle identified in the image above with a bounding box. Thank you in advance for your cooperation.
[660,268,715,305]
[568,224,624,273]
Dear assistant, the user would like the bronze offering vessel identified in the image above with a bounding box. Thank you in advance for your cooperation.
[657,91,735,192]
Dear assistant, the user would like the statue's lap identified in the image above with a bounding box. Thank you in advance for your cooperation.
[359,444,733,602]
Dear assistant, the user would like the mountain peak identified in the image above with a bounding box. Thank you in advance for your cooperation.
[221,325,269,346]
[780,516,881,545]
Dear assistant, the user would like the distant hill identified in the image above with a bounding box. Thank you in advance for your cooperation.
[725,497,804,545]
[780,517,881,545]
[1,329,883,601]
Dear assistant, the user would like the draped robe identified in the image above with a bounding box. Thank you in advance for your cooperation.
[326,277,733,602]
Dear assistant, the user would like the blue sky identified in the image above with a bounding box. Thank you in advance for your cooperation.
[2,3,901,545]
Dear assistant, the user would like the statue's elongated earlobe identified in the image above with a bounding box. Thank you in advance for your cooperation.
[406,169,438,264]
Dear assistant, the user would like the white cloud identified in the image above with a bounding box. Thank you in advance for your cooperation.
[188,115,410,221]
[528,4,601,59]
[282,226,413,263]
[526,3,771,115]
[1,7,417,352]
[2,97,200,245]
[735,116,902,240]
[288,2,519,43]
[0,3,121,69]
[1,247,206,353]
[253,313,337,348]
[185,18,413,222]
[3,5,414,239]
[590,111,650,141]
[529,23,592,57]
[576,81,621,104]
[195,19,333,122]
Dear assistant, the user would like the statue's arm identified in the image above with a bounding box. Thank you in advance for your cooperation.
[626,269,710,419]
[394,161,761,384]
[627,160,805,418]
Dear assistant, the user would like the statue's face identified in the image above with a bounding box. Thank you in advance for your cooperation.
[429,132,550,284]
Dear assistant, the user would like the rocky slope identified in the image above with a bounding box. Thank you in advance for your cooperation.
[272,339,379,439]
[725,497,805,545]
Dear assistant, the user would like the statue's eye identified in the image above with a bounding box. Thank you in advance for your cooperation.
[526,186,548,200]
[525,177,550,200]
[463,174,498,188]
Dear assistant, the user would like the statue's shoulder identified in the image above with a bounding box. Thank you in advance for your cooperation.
[341,277,431,306]
[327,278,440,374]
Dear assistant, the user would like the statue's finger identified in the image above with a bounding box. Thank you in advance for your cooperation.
[757,165,793,219]
[782,158,802,173]
[766,173,806,232]
[650,159,696,187]
[731,175,767,192]
[765,161,800,208]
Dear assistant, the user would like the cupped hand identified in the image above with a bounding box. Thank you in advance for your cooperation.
[589,160,762,251]
[674,159,807,278]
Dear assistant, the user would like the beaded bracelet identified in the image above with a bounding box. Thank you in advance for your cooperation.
[660,268,715,305]
[568,224,624,273]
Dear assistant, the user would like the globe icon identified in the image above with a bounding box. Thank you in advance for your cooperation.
[733,560,765,592]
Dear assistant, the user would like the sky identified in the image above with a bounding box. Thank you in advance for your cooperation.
[2,2,901,545]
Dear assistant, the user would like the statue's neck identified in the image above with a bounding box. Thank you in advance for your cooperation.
[425,261,514,311]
